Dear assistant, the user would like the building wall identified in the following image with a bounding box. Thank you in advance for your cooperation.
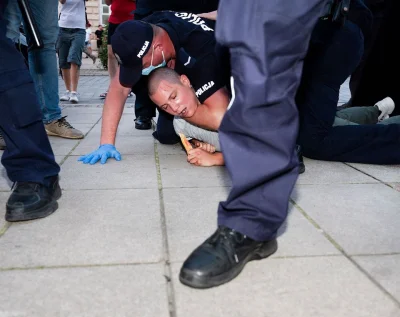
[86,0,101,26]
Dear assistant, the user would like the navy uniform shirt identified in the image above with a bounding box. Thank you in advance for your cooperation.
[135,0,219,20]
[143,11,225,103]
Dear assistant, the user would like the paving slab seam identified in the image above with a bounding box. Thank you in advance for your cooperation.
[153,137,177,317]
[0,261,162,272]
[349,252,400,257]
[57,117,102,166]
[344,163,397,190]
[0,118,101,240]
[290,198,400,308]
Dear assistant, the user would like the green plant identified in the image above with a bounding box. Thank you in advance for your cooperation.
[98,24,108,70]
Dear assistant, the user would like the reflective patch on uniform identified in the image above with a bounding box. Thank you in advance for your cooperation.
[174,12,214,32]
[227,76,235,110]
[195,81,215,97]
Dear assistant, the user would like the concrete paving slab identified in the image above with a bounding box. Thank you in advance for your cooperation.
[292,184,400,254]
[159,155,231,188]
[163,188,339,262]
[60,155,158,190]
[346,163,400,183]
[62,113,102,124]
[171,256,400,317]
[49,137,83,156]
[156,142,183,155]
[299,159,378,184]
[0,264,169,317]
[0,189,162,268]
[0,192,8,230]
[90,115,154,137]
[353,255,400,302]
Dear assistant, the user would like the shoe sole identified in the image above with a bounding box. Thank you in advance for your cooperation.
[6,185,62,222]
[45,129,84,139]
[135,122,153,130]
[70,100,78,104]
[179,239,278,289]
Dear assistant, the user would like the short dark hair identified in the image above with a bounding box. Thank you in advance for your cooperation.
[148,68,181,96]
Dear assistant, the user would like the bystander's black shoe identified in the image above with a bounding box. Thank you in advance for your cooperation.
[134,116,152,130]
[6,176,62,222]
[179,226,277,289]
[296,144,306,174]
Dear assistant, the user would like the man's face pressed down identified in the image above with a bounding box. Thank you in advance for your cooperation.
[150,77,198,118]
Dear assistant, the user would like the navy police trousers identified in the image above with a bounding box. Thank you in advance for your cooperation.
[0,0,59,186]
[215,0,328,241]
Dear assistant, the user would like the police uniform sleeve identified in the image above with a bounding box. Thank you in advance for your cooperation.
[190,53,226,103]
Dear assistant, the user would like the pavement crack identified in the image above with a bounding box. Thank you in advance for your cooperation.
[290,198,400,309]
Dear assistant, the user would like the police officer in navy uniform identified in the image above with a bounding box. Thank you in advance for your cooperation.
[133,0,220,131]
[0,0,61,222]
[178,0,330,289]
[79,11,229,164]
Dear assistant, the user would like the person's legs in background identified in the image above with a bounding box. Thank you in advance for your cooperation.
[335,96,395,125]
[5,0,83,140]
[179,0,328,289]
[297,19,400,164]
[0,0,61,222]
[66,29,85,103]
[132,76,156,130]
[84,41,96,62]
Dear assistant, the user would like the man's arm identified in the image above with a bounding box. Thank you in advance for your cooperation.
[78,67,130,165]
[198,10,217,20]
[101,67,131,145]
[185,87,230,131]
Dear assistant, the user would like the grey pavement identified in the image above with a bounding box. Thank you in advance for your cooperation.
[1,58,400,317]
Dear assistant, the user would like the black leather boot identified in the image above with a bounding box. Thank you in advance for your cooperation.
[6,176,62,222]
[134,116,152,130]
[296,144,305,174]
[180,226,277,289]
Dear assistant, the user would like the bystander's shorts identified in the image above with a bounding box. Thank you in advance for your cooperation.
[107,22,120,45]
[57,27,85,69]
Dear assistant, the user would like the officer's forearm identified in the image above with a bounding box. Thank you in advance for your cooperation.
[100,76,130,145]
[198,10,217,21]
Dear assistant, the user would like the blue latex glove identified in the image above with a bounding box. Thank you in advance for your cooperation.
[78,144,122,165]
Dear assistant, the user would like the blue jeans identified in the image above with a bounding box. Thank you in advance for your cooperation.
[5,0,62,124]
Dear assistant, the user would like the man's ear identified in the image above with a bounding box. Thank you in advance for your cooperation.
[180,74,191,87]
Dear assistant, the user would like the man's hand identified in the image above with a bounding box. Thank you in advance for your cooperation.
[197,10,217,20]
[192,140,216,153]
[187,148,224,167]
[78,144,121,165]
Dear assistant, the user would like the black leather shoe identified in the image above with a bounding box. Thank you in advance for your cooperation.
[179,226,277,289]
[134,116,152,130]
[296,145,305,174]
[5,176,62,222]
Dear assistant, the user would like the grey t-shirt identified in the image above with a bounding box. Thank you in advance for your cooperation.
[173,116,221,151]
